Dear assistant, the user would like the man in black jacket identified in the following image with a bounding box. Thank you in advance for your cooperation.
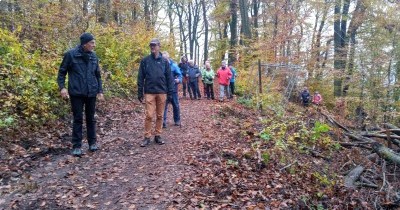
[137,38,174,147]
[57,32,104,156]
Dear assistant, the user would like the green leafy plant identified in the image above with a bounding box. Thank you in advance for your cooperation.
[261,152,270,164]
[311,121,330,142]
[260,130,271,141]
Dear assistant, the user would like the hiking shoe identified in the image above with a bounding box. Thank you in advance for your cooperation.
[140,138,151,147]
[174,122,181,126]
[154,136,165,145]
[72,148,82,156]
[89,144,99,152]
[163,123,167,128]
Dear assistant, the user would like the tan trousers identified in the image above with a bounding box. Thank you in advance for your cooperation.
[144,94,167,138]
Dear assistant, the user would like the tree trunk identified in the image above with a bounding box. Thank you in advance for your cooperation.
[373,143,400,165]
[97,0,110,24]
[188,0,201,61]
[343,0,367,96]
[252,0,259,38]
[333,0,349,97]
[167,0,174,37]
[272,1,279,60]
[229,0,238,64]
[150,0,159,27]
[201,0,209,63]
[314,0,328,71]
[239,0,251,45]
[175,2,187,56]
[344,165,364,188]
[144,0,151,29]
[222,21,229,61]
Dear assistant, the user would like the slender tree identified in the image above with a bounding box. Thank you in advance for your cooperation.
[229,0,238,63]
[201,0,209,62]
[239,0,252,45]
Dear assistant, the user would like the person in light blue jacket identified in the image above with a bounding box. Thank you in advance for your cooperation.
[228,63,237,99]
[162,52,183,127]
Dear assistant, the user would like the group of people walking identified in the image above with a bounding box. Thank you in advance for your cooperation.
[57,34,238,155]
[179,57,237,101]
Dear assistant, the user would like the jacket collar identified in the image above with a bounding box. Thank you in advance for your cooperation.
[151,52,162,60]
[74,45,92,57]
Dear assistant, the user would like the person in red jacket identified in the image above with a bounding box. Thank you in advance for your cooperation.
[312,91,323,105]
[216,61,232,102]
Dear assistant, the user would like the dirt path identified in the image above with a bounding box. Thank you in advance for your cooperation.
[0,97,228,209]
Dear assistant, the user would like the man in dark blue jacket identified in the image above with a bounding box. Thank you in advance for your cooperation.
[178,56,190,98]
[162,52,182,128]
[57,32,104,156]
[187,60,201,100]
[137,38,174,147]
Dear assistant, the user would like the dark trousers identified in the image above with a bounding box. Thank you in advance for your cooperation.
[163,92,180,124]
[196,79,201,98]
[230,82,235,97]
[188,80,199,99]
[202,81,206,97]
[205,83,214,99]
[182,77,191,97]
[70,96,97,149]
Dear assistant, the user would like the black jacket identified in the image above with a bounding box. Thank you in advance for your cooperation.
[57,46,103,97]
[137,53,174,95]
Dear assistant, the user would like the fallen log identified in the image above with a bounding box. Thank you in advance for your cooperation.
[383,123,400,136]
[360,133,400,147]
[344,133,375,143]
[321,111,350,132]
[361,133,400,140]
[377,129,400,135]
[359,176,378,189]
[344,165,364,188]
[339,142,372,150]
[372,143,400,165]
[355,182,378,189]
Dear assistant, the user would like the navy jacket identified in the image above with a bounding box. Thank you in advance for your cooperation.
[178,62,189,76]
[187,65,200,82]
[138,53,174,95]
[57,46,103,97]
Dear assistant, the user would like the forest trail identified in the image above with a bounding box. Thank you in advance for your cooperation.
[3,94,388,209]
[0,97,243,209]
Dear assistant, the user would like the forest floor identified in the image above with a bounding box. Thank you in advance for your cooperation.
[0,96,397,209]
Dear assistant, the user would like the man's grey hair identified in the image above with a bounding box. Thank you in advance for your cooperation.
[188,60,194,65]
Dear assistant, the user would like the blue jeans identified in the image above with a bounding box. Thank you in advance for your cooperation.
[70,96,97,149]
[219,84,230,101]
[163,92,180,125]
